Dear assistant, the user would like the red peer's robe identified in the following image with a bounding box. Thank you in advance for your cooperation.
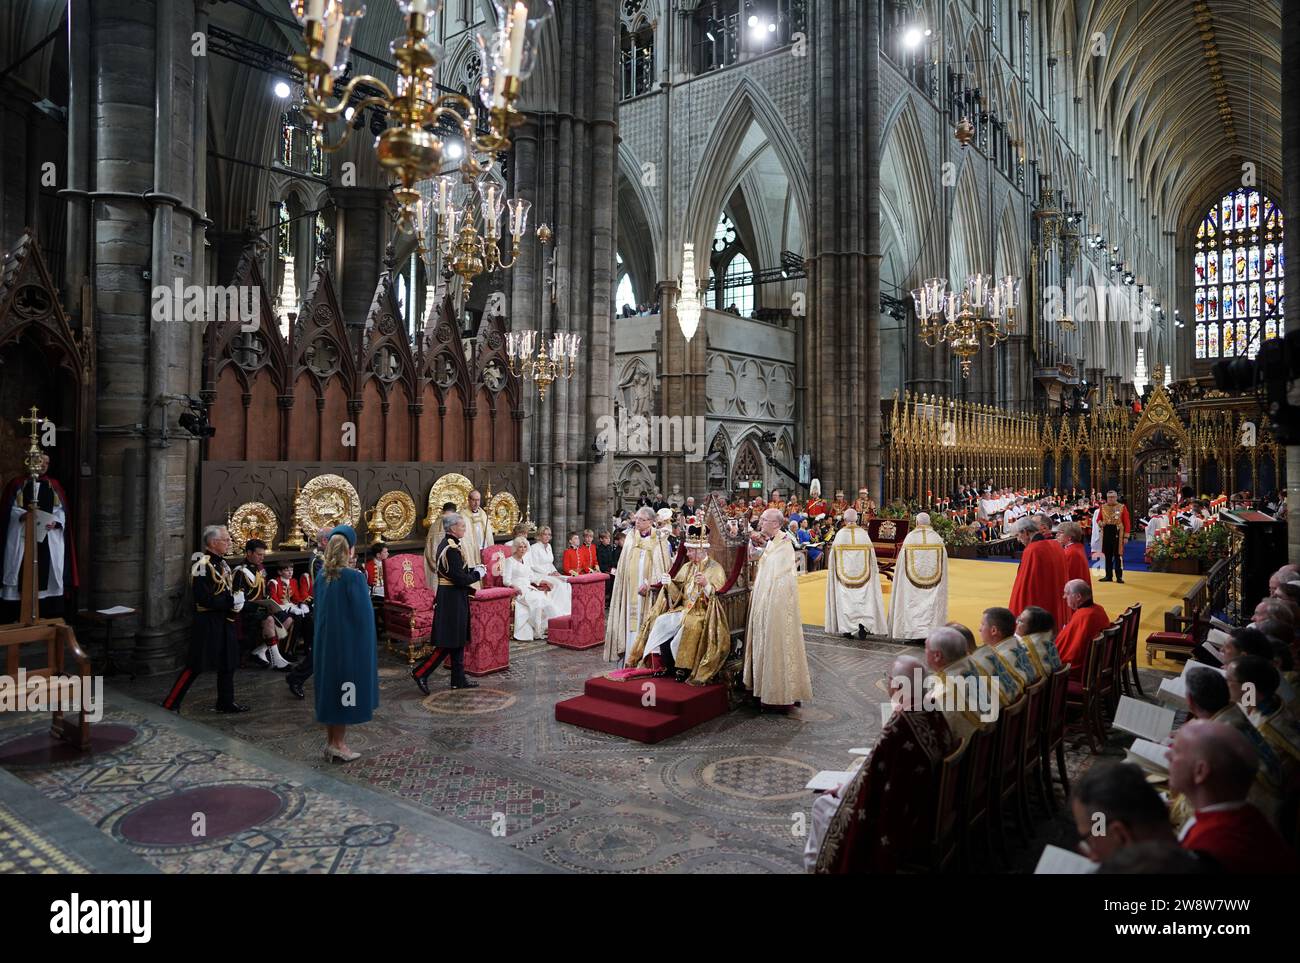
[1010,536,1069,631]
[1063,541,1092,597]
[1054,601,1111,679]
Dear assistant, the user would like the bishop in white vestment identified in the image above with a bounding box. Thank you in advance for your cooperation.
[603,508,672,662]
[463,489,495,572]
[823,508,886,637]
[500,537,559,640]
[887,513,949,640]
[525,526,571,617]
[744,508,813,706]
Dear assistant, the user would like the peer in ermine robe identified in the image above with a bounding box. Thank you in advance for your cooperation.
[744,509,813,706]
[823,509,886,636]
[887,514,949,641]
[604,510,672,662]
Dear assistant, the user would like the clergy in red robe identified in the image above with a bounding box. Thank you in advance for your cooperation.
[1054,520,1092,602]
[1055,579,1111,679]
[1009,517,1068,631]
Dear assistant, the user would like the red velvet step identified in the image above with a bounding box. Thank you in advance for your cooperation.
[555,675,730,744]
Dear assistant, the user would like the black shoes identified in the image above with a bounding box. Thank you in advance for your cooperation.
[450,677,479,690]
[857,624,868,640]
[287,677,305,700]
[412,668,430,695]
[214,702,250,713]
[1099,577,1113,582]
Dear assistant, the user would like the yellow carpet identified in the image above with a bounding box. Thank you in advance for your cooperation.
[797,558,1201,668]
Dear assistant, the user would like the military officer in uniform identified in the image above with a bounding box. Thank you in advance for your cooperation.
[411,513,486,693]
[162,525,248,713]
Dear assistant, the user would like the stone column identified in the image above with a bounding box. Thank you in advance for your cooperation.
[331,187,390,331]
[507,0,617,540]
[806,0,881,497]
[82,0,204,672]
[1283,0,1299,561]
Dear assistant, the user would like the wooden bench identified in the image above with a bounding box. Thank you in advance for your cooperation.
[1145,558,1231,663]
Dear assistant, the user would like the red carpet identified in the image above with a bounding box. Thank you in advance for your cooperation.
[555,675,730,744]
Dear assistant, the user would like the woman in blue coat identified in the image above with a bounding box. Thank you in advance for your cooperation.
[313,525,379,763]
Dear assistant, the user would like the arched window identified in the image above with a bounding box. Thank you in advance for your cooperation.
[615,274,635,315]
[1192,188,1285,364]
[724,253,754,316]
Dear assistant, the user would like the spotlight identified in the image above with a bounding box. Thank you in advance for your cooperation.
[446,141,464,160]
[273,80,291,99]
[748,15,758,27]
[1122,272,1136,285]
[768,21,776,32]
[344,106,354,121]
[903,26,925,47]
[706,30,715,41]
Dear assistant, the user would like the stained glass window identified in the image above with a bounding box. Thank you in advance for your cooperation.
[1193,188,1284,363]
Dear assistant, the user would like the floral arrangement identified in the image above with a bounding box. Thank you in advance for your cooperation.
[929,512,979,547]
[1145,524,1232,567]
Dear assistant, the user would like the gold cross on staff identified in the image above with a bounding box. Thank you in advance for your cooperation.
[19,405,42,444]
[18,406,46,477]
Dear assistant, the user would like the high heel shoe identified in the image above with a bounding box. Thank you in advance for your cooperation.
[323,745,360,763]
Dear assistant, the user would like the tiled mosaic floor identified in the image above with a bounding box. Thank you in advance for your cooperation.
[2,633,1167,873]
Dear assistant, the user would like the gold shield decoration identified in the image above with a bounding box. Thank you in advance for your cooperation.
[372,490,417,540]
[228,502,279,553]
[423,472,474,529]
[487,490,521,535]
[297,473,362,536]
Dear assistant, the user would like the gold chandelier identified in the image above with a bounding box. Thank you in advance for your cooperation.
[505,329,580,399]
[287,0,553,230]
[911,274,1021,378]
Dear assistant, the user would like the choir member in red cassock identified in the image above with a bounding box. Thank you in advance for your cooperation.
[1009,517,1068,632]
[1054,580,1111,679]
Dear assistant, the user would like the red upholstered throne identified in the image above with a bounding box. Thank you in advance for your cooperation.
[383,554,435,663]
[467,544,515,675]
[547,573,610,650]
[382,549,516,675]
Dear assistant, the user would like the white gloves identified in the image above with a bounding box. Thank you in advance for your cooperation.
[232,591,245,612]
[474,565,487,579]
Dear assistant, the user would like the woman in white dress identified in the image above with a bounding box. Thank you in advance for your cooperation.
[501,537,559,640]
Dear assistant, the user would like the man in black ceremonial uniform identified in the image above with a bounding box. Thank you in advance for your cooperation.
[412,513,485,693]
[162,524,249,713]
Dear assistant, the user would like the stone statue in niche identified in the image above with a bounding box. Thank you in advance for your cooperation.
[434,356,456,389]
[667,484,683,509]
[619,361,654,418]
[483,359,506,392]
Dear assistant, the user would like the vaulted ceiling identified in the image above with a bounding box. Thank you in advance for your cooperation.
[1068,0,1282,226]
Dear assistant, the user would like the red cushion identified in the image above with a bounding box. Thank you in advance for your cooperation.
[1147,631,1193,645]
[396,587,434,611]
[472,586,516,602]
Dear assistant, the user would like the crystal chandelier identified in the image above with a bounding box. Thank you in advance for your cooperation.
[1133,347,1149,396]
[505,329,580,399]
[416,171,538,311]
[287,0,553,230]
[911,274,1021,378]
[676,243,702,341]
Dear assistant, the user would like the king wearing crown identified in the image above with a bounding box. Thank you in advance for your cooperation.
[624,516,731,685]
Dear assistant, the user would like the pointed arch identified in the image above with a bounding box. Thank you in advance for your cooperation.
[681,77,811,268]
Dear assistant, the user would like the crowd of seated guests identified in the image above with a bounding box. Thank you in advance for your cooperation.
[802,557,1300,873]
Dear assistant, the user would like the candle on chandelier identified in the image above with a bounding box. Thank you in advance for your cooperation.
[305,0,324,21]
[321,9,344,67]
[506,2,528,75]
